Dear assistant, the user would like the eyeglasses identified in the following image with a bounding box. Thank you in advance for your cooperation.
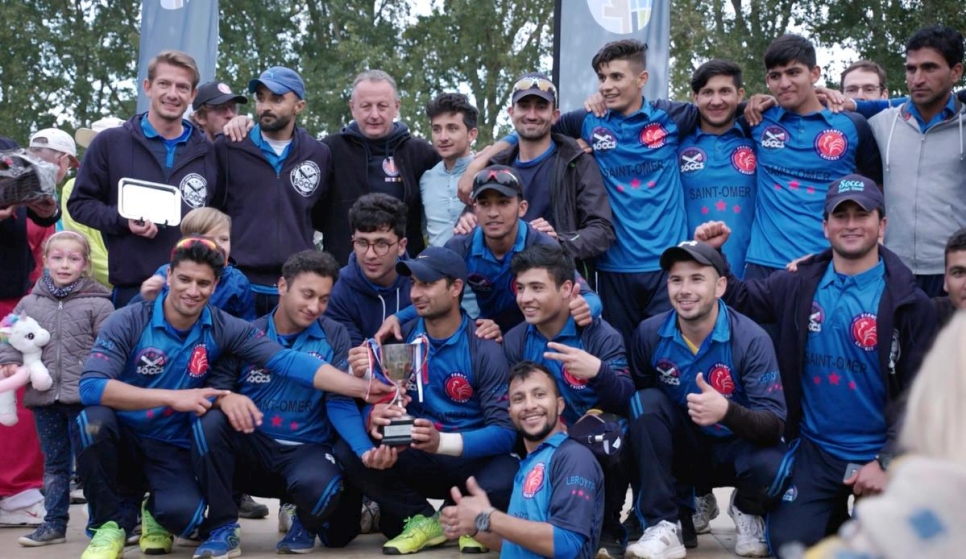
[352,238,398,256]
[171,236,222,258]
[513,76,557,96]
[844,85,885,95]
[473,168,521,191]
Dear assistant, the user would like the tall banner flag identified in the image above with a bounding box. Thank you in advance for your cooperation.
[136,0,219,112]
[554,0,670,112]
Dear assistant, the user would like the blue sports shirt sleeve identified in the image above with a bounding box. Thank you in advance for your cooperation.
[737,327,787,421]
[216,313,323,387]
[547,441,604,542]
[461,339,516,459]
[79,307,149,405]
[586,322,633,415]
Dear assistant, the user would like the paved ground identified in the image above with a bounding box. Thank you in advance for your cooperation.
[0,488,744,558]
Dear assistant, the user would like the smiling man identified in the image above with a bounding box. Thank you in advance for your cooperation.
[68,50,218,307]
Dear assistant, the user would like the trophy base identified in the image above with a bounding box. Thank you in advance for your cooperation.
[380,416,416,447]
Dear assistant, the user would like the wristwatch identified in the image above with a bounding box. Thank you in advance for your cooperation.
[875,453,894,472]
[474,508,495,534]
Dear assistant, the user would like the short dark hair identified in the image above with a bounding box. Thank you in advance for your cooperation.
[282,250,340,287]
[510,244,574,289]
[945,227,966,264]
[425,93,479,131]
[764,34,817,70]
[840,60,887,90]
[691,59,743,93]
[592,39,647,73]
[348,193,408,239]
[508,361,560,398]
[906,25,965,69]
[170,236,226,279]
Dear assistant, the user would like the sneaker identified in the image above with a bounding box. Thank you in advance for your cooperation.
[18,522,67,547]
[360,496,381,534]
[622,514,643,542]
[459,534,488,553]
[276,515,314,554]
[692,493,718,534]
[381,514,446,555]
[678,512,697,549]
[278,503,297,533]
[238,494,269,519]
[193,522,241,559]
[127,523,141,545]
[140,500,173,555]
[595,530,625,558]
[728,494,769,558]
[0,501,44,526]
[70,480,87,505]
[625,520,686,559]
[81,521,126,559]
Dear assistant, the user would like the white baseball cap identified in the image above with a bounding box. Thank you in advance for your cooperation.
[29,128,79,167]
[75,117,126,149]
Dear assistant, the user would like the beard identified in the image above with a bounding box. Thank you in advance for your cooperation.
[259,112,293,132]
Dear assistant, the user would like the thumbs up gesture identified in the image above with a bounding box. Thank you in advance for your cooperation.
[441,476,493,539]
[686,373,730,426]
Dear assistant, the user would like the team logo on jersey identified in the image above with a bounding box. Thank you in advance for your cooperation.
[809,302,825,333]
[382,156,400,177]
[730,146,757,175]
[187,344,209,378]
[850,313,878,351]
[591,126,617,151]
[290,161,321,197]
[655,359,680,386]
[640,123,668,148]
[466,273,494,293]
[307,351,324,360]
[244,367,271,384]
[760,126,788,149]
[678,147,707,174]
[444,373,474,403]
[814,129,848,161]
[562,366,589,390]
[522,462,546,499]
[135,348,168,376]
[707,364,735,396]
[782,485,798,502]
[179,173,208,208]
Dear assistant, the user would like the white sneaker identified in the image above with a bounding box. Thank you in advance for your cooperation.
[728,493,770,557]
[692,493,719,534]
[278,502,297,533]
[0,501,44,526]
[625,520,686,559]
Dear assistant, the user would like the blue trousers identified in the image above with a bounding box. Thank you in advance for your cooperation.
[33,403,83,530]
[76,406,204,537]
[598,270,671,346]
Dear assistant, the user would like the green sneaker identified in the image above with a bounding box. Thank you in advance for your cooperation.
[81,521,125,559]
[459,534,489,553]
[140,500,173,555]
[382,514,446,555]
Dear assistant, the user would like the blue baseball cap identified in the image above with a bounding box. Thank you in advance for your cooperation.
[396,247,467,283]
[825,174,884,215]
[248,66,305,100]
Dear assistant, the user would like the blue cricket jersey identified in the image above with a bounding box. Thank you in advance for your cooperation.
[679,124,757,277]
[802,260,887,461]
[746,108,882,269]
[502,432,603,559]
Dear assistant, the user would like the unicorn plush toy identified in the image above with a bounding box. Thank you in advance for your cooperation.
[0,312,52,426]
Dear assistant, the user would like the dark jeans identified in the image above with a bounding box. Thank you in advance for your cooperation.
[33,403,84,530]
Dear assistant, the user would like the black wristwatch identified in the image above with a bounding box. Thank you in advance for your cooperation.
[875,453,894,472]
[474,508,494,534]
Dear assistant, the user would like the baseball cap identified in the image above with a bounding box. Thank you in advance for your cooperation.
[248,66,305,100]
[193,81,248,111]
[470,165,524,200]
[825,174,884,215]
[396,247,467,283]
[29,128,78,167]
[660,240,726,276]
[511,72,557,106]
[75,117,125,149]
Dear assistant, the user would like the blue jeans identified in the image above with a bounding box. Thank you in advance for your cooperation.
[33,403,84,530]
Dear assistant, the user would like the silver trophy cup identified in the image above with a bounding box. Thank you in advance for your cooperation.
[377,343,417,446]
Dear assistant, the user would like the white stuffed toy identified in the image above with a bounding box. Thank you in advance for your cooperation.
[0,313,52,426]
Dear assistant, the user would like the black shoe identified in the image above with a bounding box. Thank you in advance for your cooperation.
[238,494,269,519]
[621,515,643,542]
[679,510,698,549]
[594,531,625,558]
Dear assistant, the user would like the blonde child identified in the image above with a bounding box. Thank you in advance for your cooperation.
[135,208,256,320]
[0,231,114,547]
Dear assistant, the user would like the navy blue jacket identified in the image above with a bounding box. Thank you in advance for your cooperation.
[212,126,331,286]
[722,246,936,454]
[324,253,412,347]
[67,115,217,287]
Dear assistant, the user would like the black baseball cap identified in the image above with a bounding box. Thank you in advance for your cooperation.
[193,81,247,111]
[825,174,884,215]
[470,165,524,200]
[511,72,557,105]
[660,241,726,276]
[396,247,467,283]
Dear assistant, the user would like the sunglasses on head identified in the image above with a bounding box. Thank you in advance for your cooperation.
[171,236,222,258]
[474,168,521,189]
[513,76,557,95]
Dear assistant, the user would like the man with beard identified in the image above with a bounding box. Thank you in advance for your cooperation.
[212,66,331,316]
[440,362,604,559]
[624,241,786,559]
[696,174,937,552]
